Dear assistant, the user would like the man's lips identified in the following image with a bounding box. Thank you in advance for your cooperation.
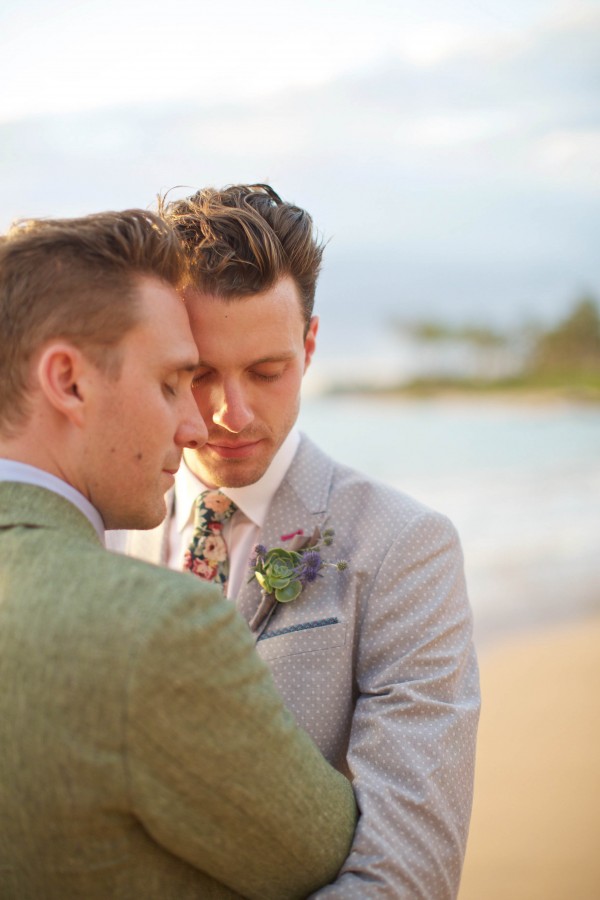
[205,439,263,460]
[162,464,180,484]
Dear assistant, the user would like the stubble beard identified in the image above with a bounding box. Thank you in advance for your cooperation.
[187,449,271,489]
[103,493,168,531]
[133,488,170,530]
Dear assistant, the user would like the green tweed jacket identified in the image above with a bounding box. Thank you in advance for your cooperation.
[0,482,356,899]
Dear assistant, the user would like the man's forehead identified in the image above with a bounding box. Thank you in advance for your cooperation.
[124,312,199,374]
[183,276,303,313]
[124,332,198,374]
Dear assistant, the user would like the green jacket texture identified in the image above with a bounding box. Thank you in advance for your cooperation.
[0,482,356,899]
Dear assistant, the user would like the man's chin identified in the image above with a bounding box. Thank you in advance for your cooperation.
[192,455,271,489]
[107,499,168,532]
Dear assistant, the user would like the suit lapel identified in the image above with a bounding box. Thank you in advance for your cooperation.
[236,435,335,627]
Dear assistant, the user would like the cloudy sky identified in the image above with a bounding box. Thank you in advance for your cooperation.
[1,0,599,364]
[0,1,566,121]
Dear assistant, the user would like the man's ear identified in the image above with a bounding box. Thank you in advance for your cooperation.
[36,342,89,427]
[303,316,319,372]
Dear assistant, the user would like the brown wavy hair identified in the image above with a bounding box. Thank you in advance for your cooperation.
[159,184,324,331]
[0,209,186,436]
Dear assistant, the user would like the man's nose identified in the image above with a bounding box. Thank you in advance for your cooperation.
[212,381,254,433]
[177,394,208,449]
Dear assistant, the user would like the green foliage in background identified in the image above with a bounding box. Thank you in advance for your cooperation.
[403,321,507,347]
[374,295,600,401]
[529,296,600,376]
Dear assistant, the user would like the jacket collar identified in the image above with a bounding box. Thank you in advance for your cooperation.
[0,481,102,546]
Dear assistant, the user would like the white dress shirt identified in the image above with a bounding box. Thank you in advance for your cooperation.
[0,459,105,543]
[168,429,300,599]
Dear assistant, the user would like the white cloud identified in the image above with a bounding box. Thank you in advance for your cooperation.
[533,130,600,189]
[398,111,518,148]
[393,23,484,67]
[1,0,598,327]
[0,0,588,123]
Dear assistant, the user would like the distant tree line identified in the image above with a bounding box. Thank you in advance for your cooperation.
[401,320,507,347]
[391,294,600,394]
[529,295,600,376]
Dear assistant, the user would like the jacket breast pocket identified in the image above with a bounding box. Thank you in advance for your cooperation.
[256,618,347,662]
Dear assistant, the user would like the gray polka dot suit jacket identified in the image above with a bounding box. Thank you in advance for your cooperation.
[120,434,480,899]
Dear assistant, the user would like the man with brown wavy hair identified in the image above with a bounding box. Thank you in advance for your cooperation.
[115,185,480,899]
[0,209,357,899]
[161,183,322,334]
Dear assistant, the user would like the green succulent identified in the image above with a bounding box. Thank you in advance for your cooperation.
[249,529,347,609]
[252,548,303,603]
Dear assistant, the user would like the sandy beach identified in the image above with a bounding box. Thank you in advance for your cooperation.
[459,615,600,899]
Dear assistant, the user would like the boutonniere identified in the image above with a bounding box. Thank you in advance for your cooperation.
[247,527,347,636]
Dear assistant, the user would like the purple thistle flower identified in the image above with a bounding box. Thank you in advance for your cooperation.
[302,550,322,571]
[302,568,321,584]
[249,544,268,568]
[294,549,324,586]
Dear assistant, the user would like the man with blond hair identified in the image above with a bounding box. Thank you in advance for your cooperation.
[113,185,481,898]
[0,208,356,899]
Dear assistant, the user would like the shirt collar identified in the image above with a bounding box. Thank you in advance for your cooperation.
[176,428,301,532]
[0,459,105,543]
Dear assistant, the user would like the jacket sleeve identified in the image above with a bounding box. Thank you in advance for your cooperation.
[310,511,480,899]
[125,579,357,899]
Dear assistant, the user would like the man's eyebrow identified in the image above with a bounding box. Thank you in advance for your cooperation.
[196,353,295,367]
[250,353,296,365]
[168,361,200,374]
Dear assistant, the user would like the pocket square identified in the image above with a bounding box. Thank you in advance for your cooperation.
[258,617,339,642]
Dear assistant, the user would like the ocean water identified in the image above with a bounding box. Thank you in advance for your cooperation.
[297,395,600,647]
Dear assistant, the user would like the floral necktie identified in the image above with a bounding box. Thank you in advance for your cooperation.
[183,490,237,591]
